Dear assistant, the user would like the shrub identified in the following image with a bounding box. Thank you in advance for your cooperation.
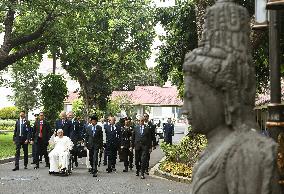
[0,119,16,131]
[160,126,207,166]
[0,106,19,120]
[159,161,192,178]
[159,126,207,178]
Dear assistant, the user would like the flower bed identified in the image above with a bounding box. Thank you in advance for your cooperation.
[159,127,207,180]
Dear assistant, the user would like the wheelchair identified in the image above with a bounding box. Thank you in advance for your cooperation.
[49,149,73,176]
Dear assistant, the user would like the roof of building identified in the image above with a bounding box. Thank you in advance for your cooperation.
[64,91,80,104]
[111,86,183,106]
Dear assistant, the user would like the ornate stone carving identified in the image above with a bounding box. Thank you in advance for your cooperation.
[183,0,282,193]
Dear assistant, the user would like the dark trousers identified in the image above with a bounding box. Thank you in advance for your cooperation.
[35,138,49,166]
[121,147,131,168]
[135,147,148,174]
[103,143,107,165]
[164,135,172,145]
[14,142,28,167]
[129,150,133,167]
[89,148,99,172]
[106,145,118,169]
[32,143,36,162]
[71,141,78,163]
[146,152,150,171]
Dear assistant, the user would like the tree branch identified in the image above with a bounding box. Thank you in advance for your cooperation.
[0,43,46,70]
[1,0,16,53]
[10,13,55,48]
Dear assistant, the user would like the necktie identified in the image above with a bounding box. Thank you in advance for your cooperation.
[111,125,114,132]
[92,125,96,136]
[140,126,143,135]
[19,119,23,136]
[40,121,43,138]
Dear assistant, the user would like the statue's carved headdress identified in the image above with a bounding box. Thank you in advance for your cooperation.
[183,0,255,126]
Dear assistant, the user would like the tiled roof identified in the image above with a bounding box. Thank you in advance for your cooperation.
[111,86,183,106]
[65,91,80,104]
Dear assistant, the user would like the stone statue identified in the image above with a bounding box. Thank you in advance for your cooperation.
[182,0,282,193]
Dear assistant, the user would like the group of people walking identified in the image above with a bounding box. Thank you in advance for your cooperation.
[12,111,173,179]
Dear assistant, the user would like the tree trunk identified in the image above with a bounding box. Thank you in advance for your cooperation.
[80,82,94,121]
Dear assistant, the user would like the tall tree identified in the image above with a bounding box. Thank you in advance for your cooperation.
[155,0,283,95]
[7,55,42,119]
[155,1,198,96]
[0,0,89,70]
[41,74,67,125]
[53,0,156,118]
[113,68,164,91]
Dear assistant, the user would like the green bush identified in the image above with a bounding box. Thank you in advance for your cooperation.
[0,119,16,131]
[159,126,207,178]
[0,106,19,120]
[160,126,207,166]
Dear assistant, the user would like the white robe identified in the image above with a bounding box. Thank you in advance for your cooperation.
[48,136,73,172]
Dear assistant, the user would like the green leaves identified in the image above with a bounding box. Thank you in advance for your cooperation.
[8,55,42,117]
[40,74,67,124]
[155,1,197,90]
[53,0,156,116]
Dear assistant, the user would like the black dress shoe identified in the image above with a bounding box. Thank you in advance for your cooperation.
[136,171,139,176]
[12,167,19,171]
[123,169,128,172]
[88,168,92,172]
[75,161,78,167]
[106,168,112,173]
[141,175,145,179]
[24,166,27,169]
[145,171,149,175]
[93,173,97,177]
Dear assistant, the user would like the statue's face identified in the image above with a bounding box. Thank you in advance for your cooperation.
[184,75,225,134]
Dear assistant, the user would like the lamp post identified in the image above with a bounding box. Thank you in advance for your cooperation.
[265,1,284,141]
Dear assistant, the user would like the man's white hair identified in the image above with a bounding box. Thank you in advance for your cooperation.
[57,129,63,133]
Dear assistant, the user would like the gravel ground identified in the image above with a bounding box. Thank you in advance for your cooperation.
[0,125,190,194]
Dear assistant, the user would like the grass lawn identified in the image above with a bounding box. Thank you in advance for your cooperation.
[0,132,32,159]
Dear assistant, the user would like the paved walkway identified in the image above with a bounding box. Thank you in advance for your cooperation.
[0,125,190,194]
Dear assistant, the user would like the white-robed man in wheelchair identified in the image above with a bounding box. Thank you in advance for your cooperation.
[48,129,73,174]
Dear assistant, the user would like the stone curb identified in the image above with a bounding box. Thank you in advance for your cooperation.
[150,156,192,184]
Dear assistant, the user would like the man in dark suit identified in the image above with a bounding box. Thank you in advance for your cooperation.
[163,118,175,145]
[12,111,31,171]
[104,116,121,173]
[85,115,103,177]
[68,112,82,167]
[31,113,39,164]
[31,112,51,169]
[120,117,133,172]
[143,113,156,175]
[55,111,72,138]
[132,116,155,179]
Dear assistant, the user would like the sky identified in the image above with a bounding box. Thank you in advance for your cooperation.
[0,0,174,108]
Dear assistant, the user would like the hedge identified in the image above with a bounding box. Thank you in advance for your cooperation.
[0,119,16,131]
[0,106,19,120]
